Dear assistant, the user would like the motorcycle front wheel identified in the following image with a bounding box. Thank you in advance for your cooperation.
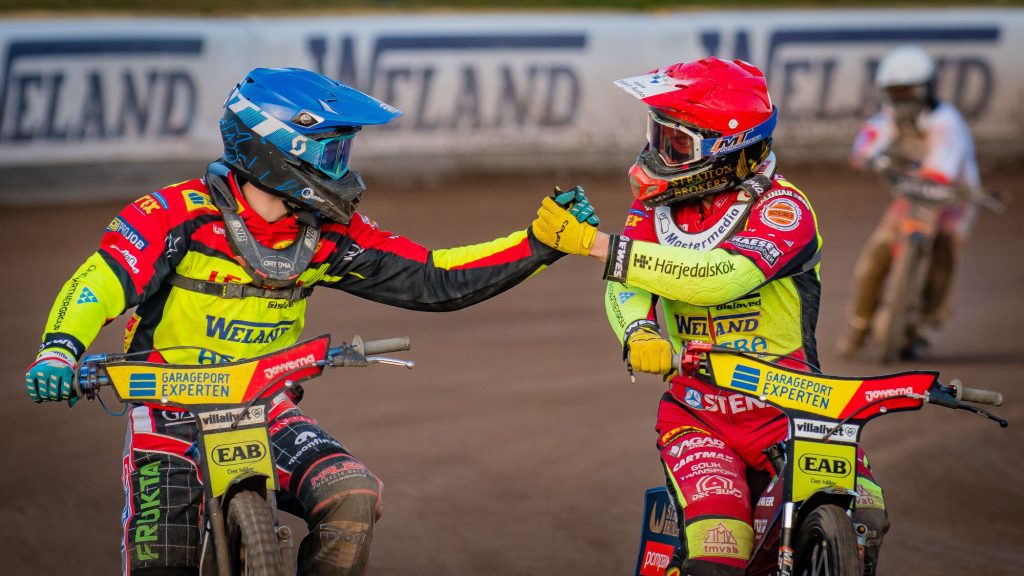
[793,504,861,576]
[876,238,920,363]
[225,490,286,576]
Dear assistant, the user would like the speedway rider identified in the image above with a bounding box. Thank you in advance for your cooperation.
[540,57,891,576]
[24,67,596,576]
[839,44,984,359]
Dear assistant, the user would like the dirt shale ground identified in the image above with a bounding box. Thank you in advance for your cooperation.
[0,162,1021,575]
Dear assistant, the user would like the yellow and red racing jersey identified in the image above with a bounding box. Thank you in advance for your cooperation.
[604,169,823,370]
[39,169,563,365]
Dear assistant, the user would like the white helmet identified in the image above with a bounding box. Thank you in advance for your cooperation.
[875,45,935,89]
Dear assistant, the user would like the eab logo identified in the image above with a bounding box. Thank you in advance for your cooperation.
[212,441,267,465]
[798,453,851,477]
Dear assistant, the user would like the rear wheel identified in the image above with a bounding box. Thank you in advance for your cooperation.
[225,490,285,576]
[794,504,860,576]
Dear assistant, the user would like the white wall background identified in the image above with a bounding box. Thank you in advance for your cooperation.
[0,9,1020,173]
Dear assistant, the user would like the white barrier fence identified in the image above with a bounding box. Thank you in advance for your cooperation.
[0,9,1021,172]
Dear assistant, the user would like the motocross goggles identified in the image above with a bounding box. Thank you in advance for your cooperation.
[646,107,777,168]
[310,132,356,180]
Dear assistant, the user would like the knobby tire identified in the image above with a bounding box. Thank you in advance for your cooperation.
[794,504,861,576]
[225,490,286,576]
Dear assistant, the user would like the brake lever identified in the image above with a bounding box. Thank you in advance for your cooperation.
[955,404,1009,428]
[366,357,415,369]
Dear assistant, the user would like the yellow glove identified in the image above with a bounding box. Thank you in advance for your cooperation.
[531,189,599,256]
[626,328,674,374]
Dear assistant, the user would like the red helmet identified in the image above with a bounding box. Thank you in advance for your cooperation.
[615,57,776,207]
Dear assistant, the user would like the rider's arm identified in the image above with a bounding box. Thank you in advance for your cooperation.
[604,203,660,344]
[603,181,821,308]
[849,111,894,170]
[319,213,564,311]
[605,282,658,345]
[38,187,196,358]
[919,105,976,186]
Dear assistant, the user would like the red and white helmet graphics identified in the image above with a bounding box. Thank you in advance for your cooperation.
[616,57,777,206]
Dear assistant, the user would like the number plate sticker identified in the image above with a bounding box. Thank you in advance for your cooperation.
[792,439,856,502]
[201,426,276,498]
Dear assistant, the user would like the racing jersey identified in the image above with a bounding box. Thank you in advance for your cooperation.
[851,101,981,189]
[39,168,563,366]
[604,166,823,375]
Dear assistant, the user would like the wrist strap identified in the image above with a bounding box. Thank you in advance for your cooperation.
[604,234,633,283]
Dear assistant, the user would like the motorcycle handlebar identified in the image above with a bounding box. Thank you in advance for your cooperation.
[956,385,1004,407]
[357,336,411,356]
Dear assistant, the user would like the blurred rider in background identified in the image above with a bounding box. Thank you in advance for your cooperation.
[532,56,890,576]
[24,67,597,576]
[839,44,983,360]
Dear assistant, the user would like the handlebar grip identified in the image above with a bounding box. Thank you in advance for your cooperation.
[958,386,1004,407]
[359,337,411,356]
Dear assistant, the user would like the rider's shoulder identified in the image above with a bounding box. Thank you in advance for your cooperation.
[756,174,813,208]
[123,178,214,220]
[924,101,971,134]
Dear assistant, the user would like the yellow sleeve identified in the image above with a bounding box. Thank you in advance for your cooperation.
[604,235,765,307]
[39,252,128,359]
[604,281,658,345]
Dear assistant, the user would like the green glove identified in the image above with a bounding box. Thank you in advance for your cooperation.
[553,186,600,226]
[532,186,601,256]
[25,347,78,405]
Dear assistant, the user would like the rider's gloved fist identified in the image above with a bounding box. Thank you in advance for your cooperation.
[552,186,600,226]
[532,186,600,256]
[626,328,673,375]
[25,348,77,404]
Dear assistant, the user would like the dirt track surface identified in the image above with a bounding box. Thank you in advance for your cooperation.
[1,163,1021,576]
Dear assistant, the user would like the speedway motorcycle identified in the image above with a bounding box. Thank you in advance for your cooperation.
[634,341,1007,576]
[871,162,1004,363]
[75,334,413,576]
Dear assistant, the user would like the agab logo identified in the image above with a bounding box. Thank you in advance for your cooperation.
[798,453,851,477]
[212,441,267,465]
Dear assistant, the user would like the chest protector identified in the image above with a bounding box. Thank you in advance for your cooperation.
[167,162,322,302]
[654,154,776,250]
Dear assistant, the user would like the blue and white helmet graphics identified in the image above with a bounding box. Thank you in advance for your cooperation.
[219,67,403,223]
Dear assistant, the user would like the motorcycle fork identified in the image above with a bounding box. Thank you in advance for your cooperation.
[266,491,294,561]
[777,502,797,576]
[207,496,232,576]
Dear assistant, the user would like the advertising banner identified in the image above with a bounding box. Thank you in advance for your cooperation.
[0,10,1020,171]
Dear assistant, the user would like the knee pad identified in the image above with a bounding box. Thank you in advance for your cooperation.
[294,454,383,524]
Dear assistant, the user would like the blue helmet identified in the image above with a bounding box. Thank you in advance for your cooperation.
[219,67,403,223]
